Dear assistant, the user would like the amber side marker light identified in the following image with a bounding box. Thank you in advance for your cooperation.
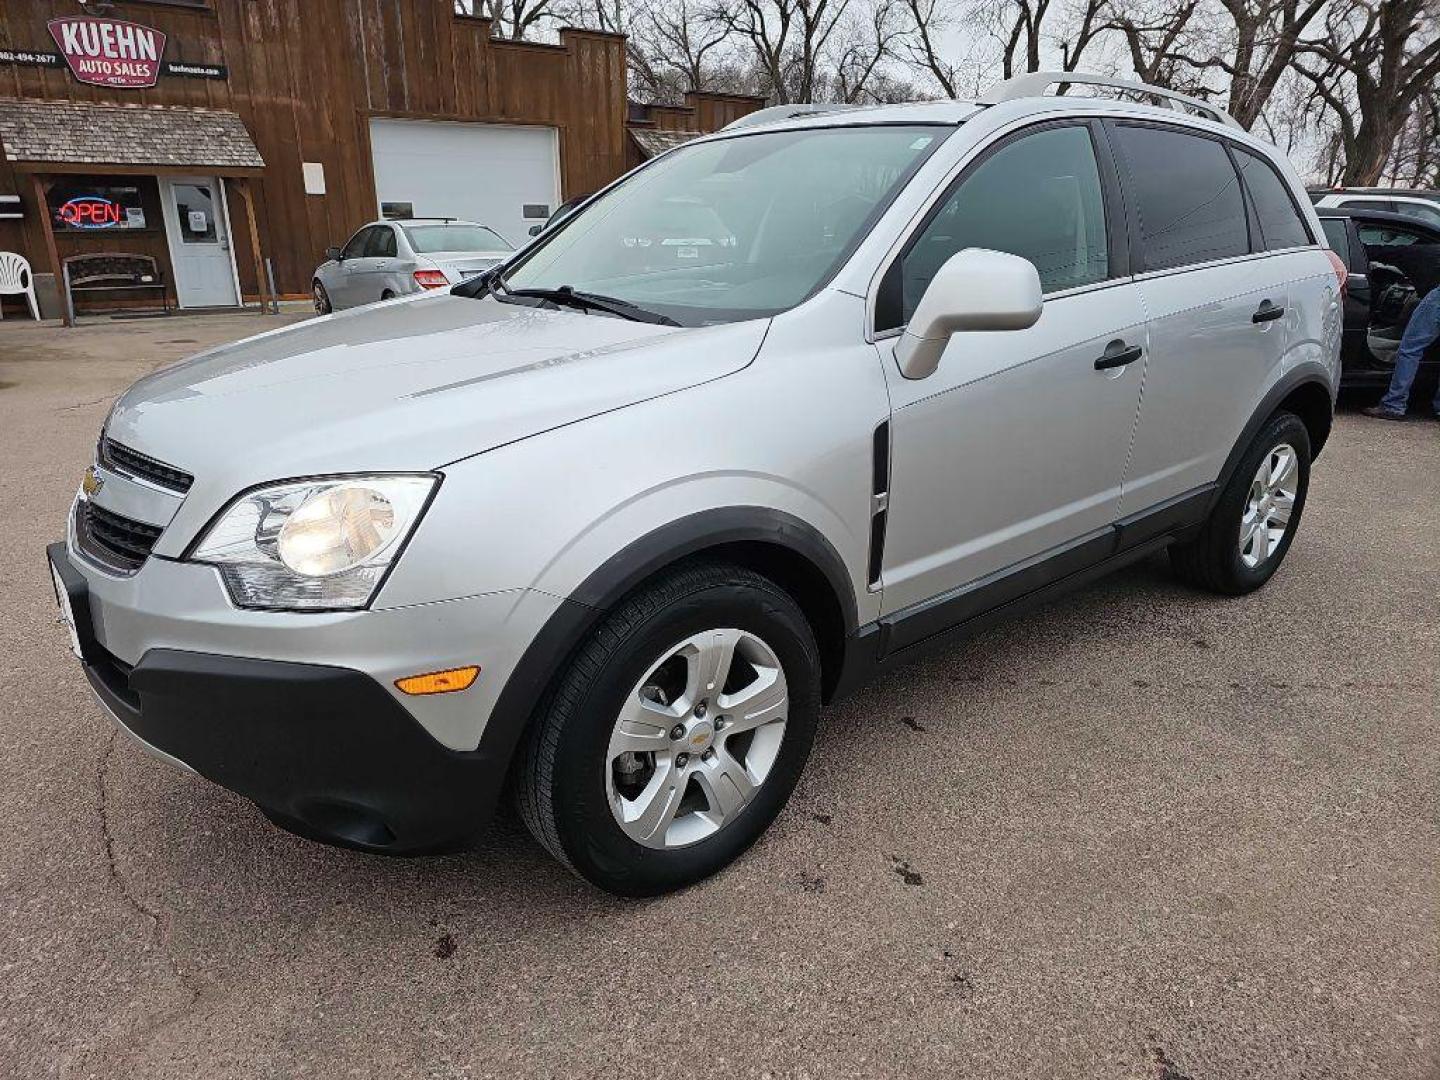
[395,666,480,696]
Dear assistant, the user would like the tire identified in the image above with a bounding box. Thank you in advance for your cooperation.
[312,281,332,315]
[1169,411,1311,595]
[516,562,821,896]
[381,290,396,301]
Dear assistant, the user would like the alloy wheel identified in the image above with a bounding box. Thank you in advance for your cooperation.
[604,628,788,850]
[1239,442,1298,569]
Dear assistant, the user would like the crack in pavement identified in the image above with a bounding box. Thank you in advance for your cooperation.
[94,730,206,1056]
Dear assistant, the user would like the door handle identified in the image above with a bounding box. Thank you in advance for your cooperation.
[1252,300,1285,324]
[1094,340,1142,370]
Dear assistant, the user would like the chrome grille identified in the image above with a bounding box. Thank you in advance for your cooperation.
[75,499,163,573]
[101,438,194,494]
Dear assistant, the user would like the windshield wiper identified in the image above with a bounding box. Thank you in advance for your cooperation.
[504,284,679,326]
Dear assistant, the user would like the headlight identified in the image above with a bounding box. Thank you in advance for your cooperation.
[189,475,438,610]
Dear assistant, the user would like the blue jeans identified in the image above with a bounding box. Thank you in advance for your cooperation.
[1380,287,1440,414]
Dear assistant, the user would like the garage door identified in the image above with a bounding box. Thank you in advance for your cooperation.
[369,118,560,247]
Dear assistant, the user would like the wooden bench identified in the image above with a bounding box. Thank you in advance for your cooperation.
[62,253,170,318]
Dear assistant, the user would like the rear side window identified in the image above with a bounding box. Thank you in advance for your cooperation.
[1394,202,1440,227]
[1113,124,1248,271]
[1339,198,1395,212]
[1319,218,1350,262]
[888,124,1111,326]
[365,227,397,258]
[1234,149,1311,249]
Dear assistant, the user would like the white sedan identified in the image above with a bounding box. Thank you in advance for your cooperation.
[312,218,513,313]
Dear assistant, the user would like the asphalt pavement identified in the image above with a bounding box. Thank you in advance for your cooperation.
[1,312,1435,1079]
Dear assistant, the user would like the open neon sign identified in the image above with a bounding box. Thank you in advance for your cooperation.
[58,195,124,229]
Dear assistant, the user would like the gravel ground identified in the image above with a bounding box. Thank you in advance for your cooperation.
[1,312,1435,1080]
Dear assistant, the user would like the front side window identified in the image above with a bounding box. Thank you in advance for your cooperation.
[500,125,949,325]
[1113,124,1248,271]
[1235,149,1311,250]
[341,227,374,259]
[404,223,511,253]
[888,124,1111,328]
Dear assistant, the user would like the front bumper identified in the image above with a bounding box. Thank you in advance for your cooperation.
[49,540,564,853]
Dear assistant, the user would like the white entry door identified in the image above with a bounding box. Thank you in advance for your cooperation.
[160,176,240,308]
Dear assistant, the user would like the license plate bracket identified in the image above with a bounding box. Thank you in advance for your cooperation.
[46,542,96,664]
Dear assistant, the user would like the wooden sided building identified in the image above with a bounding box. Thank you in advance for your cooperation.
[0,0,760,320]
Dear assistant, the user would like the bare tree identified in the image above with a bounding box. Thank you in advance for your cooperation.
[627,0,741,100]
[830,0,906,102]
[1294,0,1440,184]
[896,0,963,96]
[719,0,856,103]
[1102,0,1205,87]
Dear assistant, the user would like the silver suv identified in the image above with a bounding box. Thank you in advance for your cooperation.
[49,74,1343,896]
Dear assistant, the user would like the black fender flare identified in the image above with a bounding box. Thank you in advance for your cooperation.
[1211,367,1334,510]
[476,506,858,775]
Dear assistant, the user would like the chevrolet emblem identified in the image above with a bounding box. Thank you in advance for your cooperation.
[81,465,104,498]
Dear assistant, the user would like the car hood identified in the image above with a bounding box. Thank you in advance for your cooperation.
[105,292,766,502]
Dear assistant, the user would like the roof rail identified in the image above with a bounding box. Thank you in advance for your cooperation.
[978,71,1242,130]
[722,103,861,131]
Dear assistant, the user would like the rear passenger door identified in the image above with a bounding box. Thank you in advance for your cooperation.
[877,121,1149,620]
[1112,123,1312,513]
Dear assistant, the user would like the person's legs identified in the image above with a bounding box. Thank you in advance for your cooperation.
[1375,289,1440,416]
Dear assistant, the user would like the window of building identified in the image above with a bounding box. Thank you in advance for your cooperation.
[47,179,148,232]
[1113,124,1249,271]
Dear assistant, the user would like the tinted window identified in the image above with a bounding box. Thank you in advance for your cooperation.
[1394,202,1440,227]
[1114,125,1248,271]
[1339,198,1395,212]
[341,227,373,259]
[1357,223,1429,247]
[892,125,1110,325]
[1319,218,1350,261]
[365,226,397,258]
[1235,149,1310,250]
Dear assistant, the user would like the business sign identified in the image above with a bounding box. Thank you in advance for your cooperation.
[46,17,166,89]
[50,187,146,231]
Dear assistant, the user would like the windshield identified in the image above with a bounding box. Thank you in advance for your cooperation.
[404,223,511,253]
[500,125,949,325]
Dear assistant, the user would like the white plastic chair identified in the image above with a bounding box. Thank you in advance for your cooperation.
[0,252,41,321]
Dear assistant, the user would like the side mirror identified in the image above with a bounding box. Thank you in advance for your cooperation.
[893,248,1043,380]
[326,246,342,263]
[528,224,544,237]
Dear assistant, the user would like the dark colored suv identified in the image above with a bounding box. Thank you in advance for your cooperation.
[1318,207,1440,393]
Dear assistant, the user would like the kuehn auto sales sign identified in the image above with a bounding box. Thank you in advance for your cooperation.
[47,17,166,89]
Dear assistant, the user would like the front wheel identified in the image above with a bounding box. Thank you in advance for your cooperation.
[1169,411,1312,594]
[312,281,332,315]
[516,563,821,896]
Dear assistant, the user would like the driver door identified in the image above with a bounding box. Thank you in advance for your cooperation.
[876,121,1148,636]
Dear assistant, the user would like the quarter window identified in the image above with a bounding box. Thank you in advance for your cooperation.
[1319,218,1350,262]
[889,124,1110,327]
[1234,149,1311,250]
[1113,125,1249,271]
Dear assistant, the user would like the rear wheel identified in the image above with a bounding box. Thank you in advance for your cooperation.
[1170,411,1311,594]
[312,281,331,315]
[516,562,821,896]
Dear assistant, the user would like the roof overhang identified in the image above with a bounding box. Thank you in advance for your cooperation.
[0,98,265,176]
